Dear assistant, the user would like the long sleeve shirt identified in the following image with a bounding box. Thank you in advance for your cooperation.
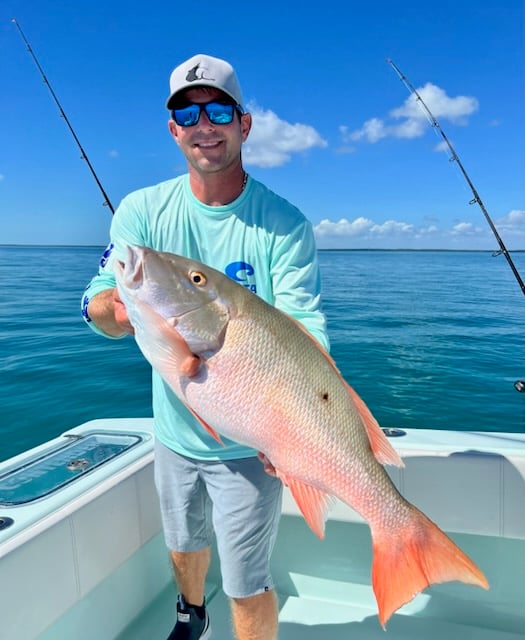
[82,174,329,460]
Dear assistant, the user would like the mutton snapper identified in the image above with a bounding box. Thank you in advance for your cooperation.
[114,245,488,628]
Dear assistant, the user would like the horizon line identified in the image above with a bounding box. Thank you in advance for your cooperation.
[1,243,524,254]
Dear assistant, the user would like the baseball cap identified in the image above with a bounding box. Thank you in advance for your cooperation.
[166,54,243,109]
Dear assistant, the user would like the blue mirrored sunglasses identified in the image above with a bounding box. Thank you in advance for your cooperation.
[171,101,244,127]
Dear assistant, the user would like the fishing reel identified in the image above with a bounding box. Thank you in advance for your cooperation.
[514,380,525,393]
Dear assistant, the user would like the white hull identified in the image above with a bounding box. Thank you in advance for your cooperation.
[0,419,523,639]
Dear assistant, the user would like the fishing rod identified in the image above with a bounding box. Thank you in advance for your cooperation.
[12,18,115,214]
[387,58,524,297]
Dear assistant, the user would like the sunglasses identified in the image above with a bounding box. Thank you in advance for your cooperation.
[171,101,244,127]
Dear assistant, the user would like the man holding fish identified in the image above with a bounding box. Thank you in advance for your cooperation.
[82,53,329,640]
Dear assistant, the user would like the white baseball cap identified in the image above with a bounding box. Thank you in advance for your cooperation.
[166,54,243,109]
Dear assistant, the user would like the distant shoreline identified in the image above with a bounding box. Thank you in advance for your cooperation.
[1,244,523,254]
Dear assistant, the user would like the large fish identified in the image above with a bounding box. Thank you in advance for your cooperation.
[114,245,488,628]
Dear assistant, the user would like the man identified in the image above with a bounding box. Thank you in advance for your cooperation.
[82,53,329,640]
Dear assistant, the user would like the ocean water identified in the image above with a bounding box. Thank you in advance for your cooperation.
[0,246,523,463]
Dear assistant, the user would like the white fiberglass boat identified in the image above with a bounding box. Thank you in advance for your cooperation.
[0,418,523,639]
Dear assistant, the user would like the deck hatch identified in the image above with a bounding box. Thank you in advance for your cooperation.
[0,432,143,505]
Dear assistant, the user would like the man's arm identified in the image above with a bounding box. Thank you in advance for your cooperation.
[87,288,134,337]
[271,218,330,352]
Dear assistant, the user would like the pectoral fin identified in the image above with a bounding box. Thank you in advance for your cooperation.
[127,296,202,379]
[187,407,225,446]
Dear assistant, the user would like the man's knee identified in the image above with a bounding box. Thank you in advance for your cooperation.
[231,589,277,609]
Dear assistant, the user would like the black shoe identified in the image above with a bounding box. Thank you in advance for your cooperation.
[166,594,211,640]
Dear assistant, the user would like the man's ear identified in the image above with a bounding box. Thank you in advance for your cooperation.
[168,119,180,145]
[240,112,252,142]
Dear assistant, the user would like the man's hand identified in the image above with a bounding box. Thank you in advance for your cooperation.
[87,288,134,337]
[112,288,134,335]
[257,452,278,477]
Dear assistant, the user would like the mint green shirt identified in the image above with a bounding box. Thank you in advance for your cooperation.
[82,174,329,460]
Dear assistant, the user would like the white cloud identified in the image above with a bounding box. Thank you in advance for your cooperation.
[109,149,119,158]
[496,209,525,236]
[370,219,415,235]
[315,217,417,245]
[243,101,327,167]
[315,217,374,238]
[450,222,484,236]
[390,83,478,124]
[434,140,449,153]
[346,83,479,145]
[0,174,5,182]
[313,209,524,250]
[347,118,388,143]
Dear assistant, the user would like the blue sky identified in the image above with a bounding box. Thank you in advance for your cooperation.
[1,0,523,250]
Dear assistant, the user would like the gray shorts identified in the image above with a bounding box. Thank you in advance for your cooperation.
[154,439,283,598]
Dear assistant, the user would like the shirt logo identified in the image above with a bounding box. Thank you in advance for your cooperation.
[225,261,257,293]
[81,287,91,323]
[100,243,114,268]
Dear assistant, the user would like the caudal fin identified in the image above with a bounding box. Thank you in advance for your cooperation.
[371,505,489,628]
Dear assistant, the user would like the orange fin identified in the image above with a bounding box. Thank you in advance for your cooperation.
[279,471,335,539]
[346,383,404,468]
[371,505,489,628]
[187,407,225,446]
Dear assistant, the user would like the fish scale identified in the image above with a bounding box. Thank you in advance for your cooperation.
[115,245,489,628]
[190,302,370,492]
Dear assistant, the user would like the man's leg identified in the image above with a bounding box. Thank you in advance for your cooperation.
[154,441,213,639]
[170,547,211,606]
[203,457,282,640]
[231,590,279,640]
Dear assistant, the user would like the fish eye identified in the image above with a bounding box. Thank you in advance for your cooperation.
[189,270,207,286]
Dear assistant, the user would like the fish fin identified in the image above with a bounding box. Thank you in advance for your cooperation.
[126,296,202,378]
[371,504,489,629]
[346,383,404,468]
[187,407,225,446]
[280,472,335,539]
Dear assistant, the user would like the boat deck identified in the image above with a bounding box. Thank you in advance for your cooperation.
[118,584,523,640]
[116,517,524,640]
[2,421,523,640]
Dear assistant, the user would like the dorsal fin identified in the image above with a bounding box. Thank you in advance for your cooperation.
[345,383,404,468]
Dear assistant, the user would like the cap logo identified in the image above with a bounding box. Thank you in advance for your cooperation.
[186,63,215,83]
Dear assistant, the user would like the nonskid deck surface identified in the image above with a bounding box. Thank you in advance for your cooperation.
[117,584,522,640]
[117,518,524,640]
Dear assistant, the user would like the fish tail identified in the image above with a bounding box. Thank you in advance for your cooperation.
[371,505,489,628]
